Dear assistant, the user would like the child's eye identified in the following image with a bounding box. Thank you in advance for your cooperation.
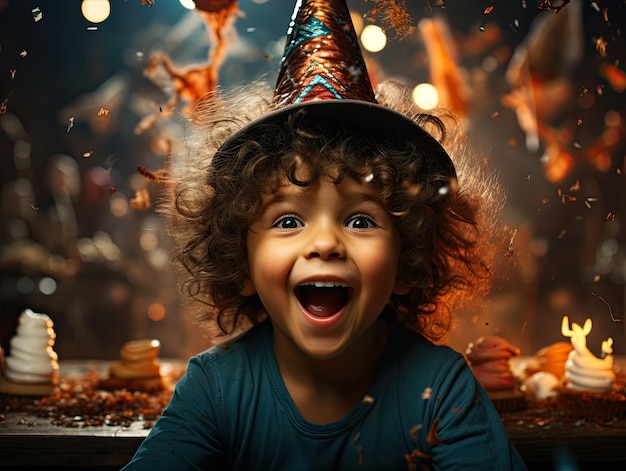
[346,214,377,229]
[273,214,304,230]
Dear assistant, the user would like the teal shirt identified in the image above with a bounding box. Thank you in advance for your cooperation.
[123,319,526,470]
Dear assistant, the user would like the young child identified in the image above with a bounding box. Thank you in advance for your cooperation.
[123,0,526,469]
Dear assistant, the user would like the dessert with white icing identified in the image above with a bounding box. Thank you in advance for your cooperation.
[0,309,59,395]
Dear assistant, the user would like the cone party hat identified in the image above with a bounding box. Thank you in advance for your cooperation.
[213,0,455,179]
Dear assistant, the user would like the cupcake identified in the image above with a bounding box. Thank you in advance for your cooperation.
[465,336,527,412]
[0,309,60,396]
[553,316,626,422]
[99,339,165,392]
[521,341,572,402]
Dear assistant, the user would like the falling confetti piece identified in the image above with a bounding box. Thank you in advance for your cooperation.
[87,26,98,31]
[32,7,43,22]
[82,151,93,158]
[606,212,616,221]
[67,117,75,132]
[30,204,40,211]
[10,69,16,79]
[591,292,621,322]
[0,98,7,114]
[484,6,494,14]
[19,50,27,57]
[97,108,110,117]
[421,387,432,399]
[130,188,151,210]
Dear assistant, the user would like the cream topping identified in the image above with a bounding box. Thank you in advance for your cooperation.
[109,339,161,380]
[561,316,615,394]
[4,309,59,384]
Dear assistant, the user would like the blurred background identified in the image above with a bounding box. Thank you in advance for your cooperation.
[0,0,624,359]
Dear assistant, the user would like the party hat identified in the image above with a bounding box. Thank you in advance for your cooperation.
[213,0,455,179]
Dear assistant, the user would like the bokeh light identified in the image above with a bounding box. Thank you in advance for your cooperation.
[412,83,439,110]
[80,0,111,24]
[360,25,386,53]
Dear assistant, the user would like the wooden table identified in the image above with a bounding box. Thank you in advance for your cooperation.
[2,359,626,469]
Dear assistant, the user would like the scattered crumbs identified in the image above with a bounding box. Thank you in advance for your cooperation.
[421,387,432,400]
[32,7,43,22]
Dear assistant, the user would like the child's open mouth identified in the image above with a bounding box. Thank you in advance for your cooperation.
[296,282,350,318]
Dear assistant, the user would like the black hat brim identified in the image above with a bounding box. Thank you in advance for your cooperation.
[212,100,456,178]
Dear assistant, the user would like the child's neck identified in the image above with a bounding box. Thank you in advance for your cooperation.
[272,319,388,424]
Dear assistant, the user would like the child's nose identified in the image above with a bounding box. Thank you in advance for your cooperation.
[305,222,346,260]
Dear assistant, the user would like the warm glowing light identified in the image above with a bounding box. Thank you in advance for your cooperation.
[412,83,439,110]
[179,0,196,9]
[147,304,166,322]
[360,25,386,53]
[81,0,111,24]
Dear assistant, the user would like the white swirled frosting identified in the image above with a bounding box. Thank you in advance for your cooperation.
[565,348,615,394]
[4,309,59,384]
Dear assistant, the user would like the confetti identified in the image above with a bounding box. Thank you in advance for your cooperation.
[82,151,93,158]
[98,108,110,117]
[67,117,75,132]
[10,69,16,79]
[0,98,7,114]
[19,50,27,58]
[32,7,43,22]
[591,292,621,322]
[137,165,168,183]
[421,387,432,400]
[484,6,494,14]
[130,188,151,211]
[30,204,40,211]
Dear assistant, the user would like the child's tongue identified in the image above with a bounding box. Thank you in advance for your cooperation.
[299,286,347,318]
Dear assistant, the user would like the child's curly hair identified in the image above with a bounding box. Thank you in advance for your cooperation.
[160,81,504,343]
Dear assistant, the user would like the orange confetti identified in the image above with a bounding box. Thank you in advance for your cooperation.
[137,165,169,183]
[130,188,151,211]
[484,6,494,14]
[97,108,110,117]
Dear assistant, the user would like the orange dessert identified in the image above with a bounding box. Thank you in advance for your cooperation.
[99,339,165,392]
[466,336,527,412]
